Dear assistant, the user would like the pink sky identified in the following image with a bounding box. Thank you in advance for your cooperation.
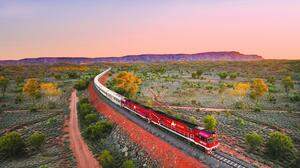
[0,1,299,60]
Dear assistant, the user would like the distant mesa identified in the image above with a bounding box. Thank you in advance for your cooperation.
[0,51,263,65]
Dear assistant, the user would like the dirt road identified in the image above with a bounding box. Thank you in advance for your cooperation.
[68,90,100,168]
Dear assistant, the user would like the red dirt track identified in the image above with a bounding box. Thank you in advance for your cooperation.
[88,74,206,168]
[68,90,100,168]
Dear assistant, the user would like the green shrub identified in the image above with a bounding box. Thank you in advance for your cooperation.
[79,98,89,104]
[74,80,89,91]
[217,72,228,79]
[14,94,23,104]
[28,132,46,149]
[98,150,114,168]
[47,117,58,125]
[235,118,246,127]
[123,160,135,168]
[229,72,238,79]
[268,84,278,93]
[67,72,79,79]
[54,74,62,80]
[234,101,247,109]
[225,82,234,88]
[268,94,276,103]
[174,114,182,119]
[29,106,38,112]
[189,116,197,124]
[48,101,56,109]
[85,121,113,140]
[78,103,94,117]
[225,111,232,118]
[191,72,198,79]
[191,70,203,79]
[203,115,218,131]
[253,105,262,112]
[267,76,276,84]
[289,94,300,102]
[0,131,25,157]
[266,131,295,160]
[245,132,263,150]
[205,85,213,90]
[85,113,98,124]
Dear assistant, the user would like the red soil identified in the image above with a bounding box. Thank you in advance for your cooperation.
[68,90,100,168]
[88,74,206,168]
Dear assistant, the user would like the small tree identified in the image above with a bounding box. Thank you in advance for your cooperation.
[99,150,114,168]
[23,78,41,102]
[192,70,203,79]
[245,132,263,150]
[232,82,250,101]
[28,132,46,149]
[250,79,268,101]
[40,83,61,97]
[282,76,294,96]
[0,131,25,157]
[123,160,135,168]
[203,115,218,131]
[191,72,197,79]
[196,70,203,77]
[217,72,228,80]
[266,131,295,159]
[111,71,142,97]
[0,76,9,97]
[85,121,113,140]
[40,82,61,108]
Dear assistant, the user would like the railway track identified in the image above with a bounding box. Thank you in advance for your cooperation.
[93,83,253,168]
[211,151,248,168]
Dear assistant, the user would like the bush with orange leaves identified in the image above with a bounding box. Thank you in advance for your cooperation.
[250,79,268,100]
[23,79,41,100]
[50,65,89,72]
[231,82,251,97]
[40,83,61,97]
[110,71,142,97]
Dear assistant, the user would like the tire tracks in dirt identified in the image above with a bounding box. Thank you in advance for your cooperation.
[67,90,100,168]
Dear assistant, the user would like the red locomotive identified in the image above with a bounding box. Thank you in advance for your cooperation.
[122,99,219,151]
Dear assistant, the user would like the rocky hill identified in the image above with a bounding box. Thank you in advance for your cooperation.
[0,51,263,65]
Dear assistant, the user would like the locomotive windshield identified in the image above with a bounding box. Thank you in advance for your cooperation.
[207,137,215,143]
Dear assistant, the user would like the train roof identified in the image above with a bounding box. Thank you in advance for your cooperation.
[126,99,199,128]
[199,130,212,138]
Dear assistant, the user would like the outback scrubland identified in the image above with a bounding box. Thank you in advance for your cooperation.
[0,60,299,167]
[107,60,300,167]
[0,64,100,167]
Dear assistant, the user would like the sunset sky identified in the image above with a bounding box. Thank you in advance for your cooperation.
[0,0,299,60]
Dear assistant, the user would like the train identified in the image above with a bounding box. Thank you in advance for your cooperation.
[93,68,219,151]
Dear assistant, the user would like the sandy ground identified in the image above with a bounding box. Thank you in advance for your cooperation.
[68,90,100,168]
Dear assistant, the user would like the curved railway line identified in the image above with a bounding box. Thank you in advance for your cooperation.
[93,69,253,168]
